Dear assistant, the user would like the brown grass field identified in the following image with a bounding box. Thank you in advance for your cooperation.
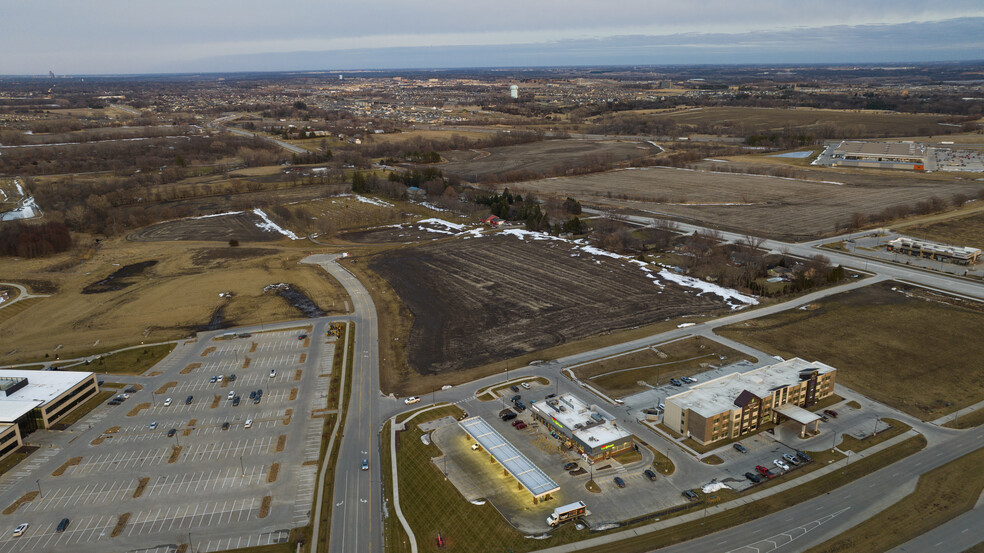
[573,337,755,398]
[719,281,984,419]
[127,212,283,242]
[367,233,730,384]
[0,236,347,364]
[506,165,983,240]
[440,139,658,182]
[658,106,954,137]
[896,209,984,250]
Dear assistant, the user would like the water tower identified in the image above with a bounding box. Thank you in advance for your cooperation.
[509,85,519,99]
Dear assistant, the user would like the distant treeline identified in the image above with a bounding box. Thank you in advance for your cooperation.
[0,221,72,258]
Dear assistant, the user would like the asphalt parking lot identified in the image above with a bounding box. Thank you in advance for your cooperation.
[433,381,689,532]
[0,326,337,553]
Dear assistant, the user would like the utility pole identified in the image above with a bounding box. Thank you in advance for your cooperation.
[240,455,246,477]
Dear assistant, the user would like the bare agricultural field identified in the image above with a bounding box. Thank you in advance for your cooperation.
[368,233,732,379]
[0,238,346,363]
[509,166,982,240]
[718,281,984,419]
[573,337,755,398]
[660,106,953,137]
[127,212,284,242]
[440,139,658,182]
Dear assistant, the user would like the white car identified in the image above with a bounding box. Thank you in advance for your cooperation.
[217,375,223,382]
[269,370,276,378]
[782,453,800,465]
[149,421,158,430]
[521,382,531,390]
[688,376,699,383]
[228,391,235,400]
[773,459,789,471]
[12,523,28,537]
[164,397,172,406]
[244,419,253,429]
[404,396,421,405]
[658,403,665,411]
[441,385,453,390]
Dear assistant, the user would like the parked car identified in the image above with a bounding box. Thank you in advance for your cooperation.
[185,395,193,405]
[755,465,774,478]
[521,382,531,390]
[256,388,262,396]
[404,396,421,405]
[515,422,527,430]
[733,443,748,454]
[12,523,28,538]
[782,453,800,466]
[614,477,626,488]
[669,378,683,386]
[471,444,480,451]
[228,391,235,400]
[501,412,517,422]
[824,409,839,418]
[510,385,520,393]
[644,469,658,481]
[682,490,698,501]
[657,403,665,411]
[361,459,369,471]
[164,397,172,407]
[244,419,253,429]
[820,415,829,422]
[168,429,176,437]
[232,396,240,406]
[253,396,261,405]
[512,419,524,427]
[773,459,789,471]
[228,374,236,382]
[210,376,217,383]
[744,472,761,483]
[298,334,307,340]
[680,376,693,383]
[441,385,453,390]
[249,390,256,399]
[149,422,158,430]
[688,376,699,383]
[125,387,138,394]
[56,518,70,533]
[511,394,521,403]
[222,422,230,431]
[563,462,578,471]
[514,401,526,411]
[108,399,120,406]
[796,451,812,462]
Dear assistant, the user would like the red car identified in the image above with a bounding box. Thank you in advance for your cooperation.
[755,465,775,479]
[824,409,839,418]
[515,422,527,430]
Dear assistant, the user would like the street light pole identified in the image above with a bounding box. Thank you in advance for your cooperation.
[240,455,246,477]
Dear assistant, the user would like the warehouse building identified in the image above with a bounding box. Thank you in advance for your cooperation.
[0,370,100,451]
[530,393,634,461]
[826,141,926,170]
[664,358,836,446]
[887,236,981,266]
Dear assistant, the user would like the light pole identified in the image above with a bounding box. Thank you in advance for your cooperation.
[35,479,42,499]
[151,392,156,407]
[240,455,246,477]
[873,416,880,436]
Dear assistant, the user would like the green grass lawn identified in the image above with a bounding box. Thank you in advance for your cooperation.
[83,343,176,375]
[52,391,115,428]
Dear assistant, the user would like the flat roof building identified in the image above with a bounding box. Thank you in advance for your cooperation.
[529,393,634,461]
[459,417,559,501]
[826,141,926,170]
[0,370,100,437]
[664,358,836,446]
[887,236,981,266]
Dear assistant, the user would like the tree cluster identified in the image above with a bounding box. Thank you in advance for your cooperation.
[0,221,72,258]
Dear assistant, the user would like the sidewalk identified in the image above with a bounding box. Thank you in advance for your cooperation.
[932,397,984,426]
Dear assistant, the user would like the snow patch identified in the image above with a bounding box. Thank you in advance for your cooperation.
[0,197,40,221]
[251,209,301,240]
[418,218,465,231]
[702,482,732,493]
[190,211,244,220]
[658,269,758,309]
[353,195,393,207]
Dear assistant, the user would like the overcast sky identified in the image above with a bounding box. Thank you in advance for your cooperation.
[2,1,983,74]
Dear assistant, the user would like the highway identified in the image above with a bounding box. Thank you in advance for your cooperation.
[310,208,984,552]
[208,114,310,155]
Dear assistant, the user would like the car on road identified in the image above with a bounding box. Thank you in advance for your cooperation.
[755,465,774,478]
[232,396,240,406]
[361,459,369,471]
[222,422,230,431]
[167,429,176,437]
[185,395,193,405]
[515,422,527,430]
[564,462,578,471]
[614,476,626,488]
[501,412,517,421]
[773,459,789,471]
[782,453,800,466]
[682,490,698,501]
[744,472,761,483]
[244,419,253,429]
[669,378,683,387]
[824,409,839,418]
[404,396,421,405]
[441,385,453,390]
[269,370,276,378]
[149,422,157,430]
[644,469,658,481]
[164,397,172,406]
[796,451,812,462]
[12,523,28,537]
[733,443,748,453]
[510,385,520,393]
[521,382,531,390]
[511,394,521,403]
[56,518,69,533]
